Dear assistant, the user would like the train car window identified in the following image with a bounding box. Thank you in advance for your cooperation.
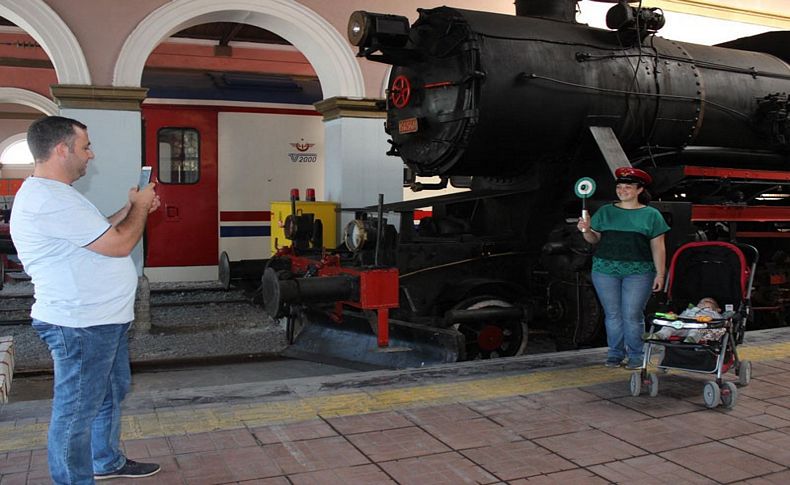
[157,127,199,184]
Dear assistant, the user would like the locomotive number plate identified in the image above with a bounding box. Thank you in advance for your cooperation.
[398,117,418,134]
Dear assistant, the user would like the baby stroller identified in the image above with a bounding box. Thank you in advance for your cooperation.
[630,241,758,409]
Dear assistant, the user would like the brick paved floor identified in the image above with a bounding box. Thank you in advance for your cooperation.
[7,357,790,483]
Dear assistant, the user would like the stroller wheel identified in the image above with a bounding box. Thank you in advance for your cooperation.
[629,372,642,397]
[647,372,659,397]
[736,360,751,387]
[703,381,720,408]
[721,381,738,409]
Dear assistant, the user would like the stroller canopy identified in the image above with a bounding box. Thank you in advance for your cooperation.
[666,241,754,311]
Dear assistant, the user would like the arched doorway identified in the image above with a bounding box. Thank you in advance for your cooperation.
[114,0,364,97]
[0,0,90,84]
[115,0,364,281]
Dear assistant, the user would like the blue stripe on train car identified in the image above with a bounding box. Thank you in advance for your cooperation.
[220,226,271,237]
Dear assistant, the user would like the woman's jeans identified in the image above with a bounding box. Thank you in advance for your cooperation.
[32,320,131,485]
[591,272,654,364]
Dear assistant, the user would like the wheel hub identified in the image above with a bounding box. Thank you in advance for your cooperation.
[390,75,411,108]
[478,324,504,351]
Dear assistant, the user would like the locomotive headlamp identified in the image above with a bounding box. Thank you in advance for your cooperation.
[348,11,410,53]
[348,11,371,47]
[344,219,369,252]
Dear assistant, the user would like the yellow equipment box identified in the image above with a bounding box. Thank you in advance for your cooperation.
[270,200,338,254]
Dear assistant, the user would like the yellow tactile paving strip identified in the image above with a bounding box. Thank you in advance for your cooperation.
[2,342,789,453]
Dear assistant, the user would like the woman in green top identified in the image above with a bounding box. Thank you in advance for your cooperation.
[577,167,670,369]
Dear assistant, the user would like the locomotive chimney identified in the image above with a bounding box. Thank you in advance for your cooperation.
[514,0,577,22]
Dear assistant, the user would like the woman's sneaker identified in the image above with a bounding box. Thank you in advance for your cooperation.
[604,359,622,368]
[625,360,643,370]
[95,460,161,480]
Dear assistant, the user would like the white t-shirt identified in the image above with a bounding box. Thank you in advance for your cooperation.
[10,177,137,327]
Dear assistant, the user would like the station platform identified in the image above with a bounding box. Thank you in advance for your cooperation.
[4,328,790,484]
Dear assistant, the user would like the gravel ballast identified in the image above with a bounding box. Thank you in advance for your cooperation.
[0,279,287,372]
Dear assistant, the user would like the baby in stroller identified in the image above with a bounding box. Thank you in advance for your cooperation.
[629,241,757,409]
[643,297,728,343]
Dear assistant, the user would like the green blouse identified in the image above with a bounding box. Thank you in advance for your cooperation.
[590,203,670,276]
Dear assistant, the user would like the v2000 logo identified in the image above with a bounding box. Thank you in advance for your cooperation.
[288,139,318,163]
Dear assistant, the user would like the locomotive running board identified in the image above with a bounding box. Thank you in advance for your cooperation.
[281,310,464,370]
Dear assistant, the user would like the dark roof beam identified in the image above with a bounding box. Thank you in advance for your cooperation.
[215,23,244,57]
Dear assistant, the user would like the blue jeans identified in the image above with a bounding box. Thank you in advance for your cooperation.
[591,272,654,364]
[32,320,132,485]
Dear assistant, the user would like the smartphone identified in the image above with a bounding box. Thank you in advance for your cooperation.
[138,166,152,189]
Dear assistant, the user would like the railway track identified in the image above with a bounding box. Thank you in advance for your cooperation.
[149,287,254,307]
[0,286,261,326]
[14,352,284,378]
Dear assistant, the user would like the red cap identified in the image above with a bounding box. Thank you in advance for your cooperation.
[306,188,316,201]
[290,188,300,200]
[614,167,652,185]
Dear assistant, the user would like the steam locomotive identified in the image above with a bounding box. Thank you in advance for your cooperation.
[261,0,790,368]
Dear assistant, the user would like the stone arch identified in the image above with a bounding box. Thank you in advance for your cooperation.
[114,0,365,97]
[0,0,90,84]
[0,133,31,161]
[0,88,58,115]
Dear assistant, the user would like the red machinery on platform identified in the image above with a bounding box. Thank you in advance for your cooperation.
[261,193,467,367]
[263,247,399,348]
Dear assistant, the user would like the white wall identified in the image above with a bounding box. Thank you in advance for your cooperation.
[323,116,402,230]
[218,111,325,260]
[67,108,145,272]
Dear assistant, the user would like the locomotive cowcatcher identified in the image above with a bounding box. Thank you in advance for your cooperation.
[260,0,790,368]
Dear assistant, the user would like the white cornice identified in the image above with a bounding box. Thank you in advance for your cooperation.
[0,87,57,115]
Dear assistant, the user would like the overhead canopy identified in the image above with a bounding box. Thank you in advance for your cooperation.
[717,31,790,64]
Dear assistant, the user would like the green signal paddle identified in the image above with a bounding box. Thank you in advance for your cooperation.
[574,177,596,232]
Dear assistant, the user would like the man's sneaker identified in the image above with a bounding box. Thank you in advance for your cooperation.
[95,460,161,480]
[604,359,622,368]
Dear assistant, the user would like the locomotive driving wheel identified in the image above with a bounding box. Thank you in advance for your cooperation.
[451,296,528,360]
[546,275,603,349]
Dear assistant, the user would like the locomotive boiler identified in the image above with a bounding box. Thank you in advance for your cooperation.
[261,0,790,368]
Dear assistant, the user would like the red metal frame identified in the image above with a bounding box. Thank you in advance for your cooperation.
[683,166,790,181]
[736,232,790,239]
[274,247,400,347]
[691,205,790,222]
[682,165,790,237]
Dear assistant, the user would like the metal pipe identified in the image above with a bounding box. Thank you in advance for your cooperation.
[410,177,448,192]
[262,268,358,318]
[291,189,299,218]
[278,276,358,304]
[375,193,384,267]
[444,306,525,326]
